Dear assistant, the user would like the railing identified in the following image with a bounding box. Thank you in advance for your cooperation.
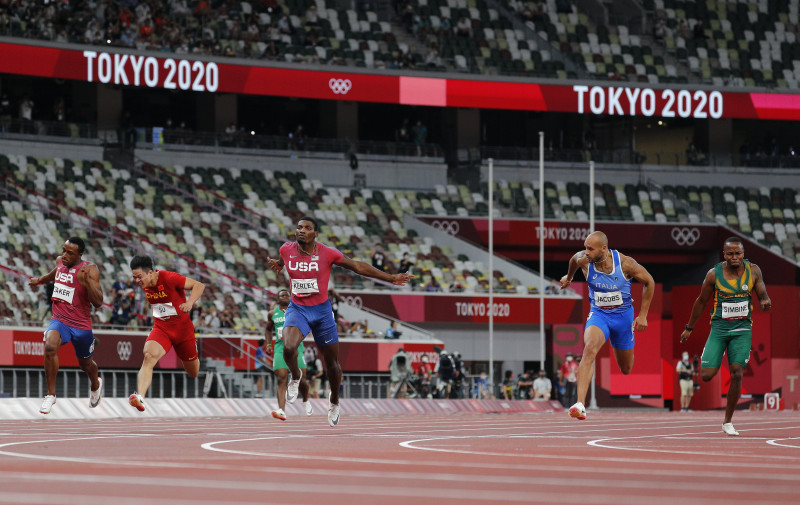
[0,117,100,142]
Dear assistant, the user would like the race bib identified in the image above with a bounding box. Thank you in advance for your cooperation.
[594,290,623,308]
[52,282,75,304]
[291,278,319,296]
[277,327,284,341]
[152,302,179,319]
[721,300,749,320]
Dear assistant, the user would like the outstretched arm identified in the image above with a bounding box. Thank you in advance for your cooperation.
[622,254,655,332]
[28,256,60,287]
[750,263,771,312]
[680,268,716,343]
[560,251,587,289]
[338,256,414,286]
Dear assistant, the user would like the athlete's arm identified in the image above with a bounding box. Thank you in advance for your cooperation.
[680,268,716,343]
[338,256,414,286]
[621,254,655,332]
[180,277,205,313]
[560,251,587,289]
[750,263,771,312]
[28,256,60,287]
[78,264,104,308]
[266,256,284,273]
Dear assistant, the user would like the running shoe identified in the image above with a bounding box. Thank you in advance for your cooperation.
[39,395,56,414]
[286,369,302,404]
[129,393,145,412]
[569,402,587,420]
[722,423,739,436]
[304,401,313,416]
[271,408,287,421]
[89,377,103,408]
[327,392,340,427]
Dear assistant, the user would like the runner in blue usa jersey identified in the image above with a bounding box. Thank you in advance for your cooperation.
[560,231,655,421]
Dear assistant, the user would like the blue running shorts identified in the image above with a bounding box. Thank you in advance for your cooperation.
[585,306,635,351]
[284,300,339,346]
[45,319,96,359]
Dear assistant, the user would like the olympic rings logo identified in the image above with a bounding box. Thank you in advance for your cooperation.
[671,227,701,246]
[329,78,352,95]
[117,341,132,361]
[431,220,460,235]
[342,296,363,309]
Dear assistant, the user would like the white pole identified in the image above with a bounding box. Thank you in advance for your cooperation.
[539,132,545,372]
[488,158,494,394]
[589,160,598,410]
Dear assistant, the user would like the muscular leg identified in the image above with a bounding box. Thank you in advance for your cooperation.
[319,343,342,405]
[77,356,100,392]
[300,371,310,402]
[612,347,634,375]
[576,326,607,405]
[724,363,744,424]
[137,340,167,398]
[43,330,62,396]
[274,368,288,410]
[282,327,304,380]
[182,358,200,378]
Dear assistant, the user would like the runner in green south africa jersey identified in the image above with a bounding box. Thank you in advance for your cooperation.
[680,237,771,436]
[265,289,311,421]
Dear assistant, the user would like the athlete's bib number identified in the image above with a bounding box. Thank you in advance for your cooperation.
[594,290,623,308]
[152,302,178,319]
[52,282,75,304]
[721,300,749,320]
[277,327,284,341]
[291,278,319,297]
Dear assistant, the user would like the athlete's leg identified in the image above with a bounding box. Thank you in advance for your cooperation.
[137,340,167,398]
[612,347,634,375]
[274,368,288,411]
[282,326,304,380]
[576,325,607,405]
[43,330,62,396]
[724,363,744,424]
[319,343,342,405]
[181,358,200,378]
[77,356,100,392]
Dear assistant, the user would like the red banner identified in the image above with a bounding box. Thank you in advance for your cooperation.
[1,42,799,119]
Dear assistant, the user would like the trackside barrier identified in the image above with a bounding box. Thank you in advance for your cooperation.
[0,398,565,420]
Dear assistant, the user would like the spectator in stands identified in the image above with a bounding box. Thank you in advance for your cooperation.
[516,371,533,399]
[110,297,132,327]
[412,120,427,156]
[560,353,578,406]
[18,95,33,133]
[425,278,442,292]
[653,18,668,41]
[218,309,234,328]
[398,252,413,274]
[423,45,441,68]
[204,306,221,329]
[686,141,707,166]
[401,3,415,33]
[0,94,11,133]
[455,15,472,37]
[278,14,292,35]
[533,370,552,400]
[449,281,464,293]
[371,243,388,272]
[384,320,402,339]
[439,17,452,37]
[254,338,269,397]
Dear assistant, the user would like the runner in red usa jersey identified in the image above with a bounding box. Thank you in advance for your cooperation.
[128,255,206,412]
[267,216,414,427]
[28,237,104,414]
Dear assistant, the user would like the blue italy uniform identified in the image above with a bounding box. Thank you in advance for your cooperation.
[585,250,635,350]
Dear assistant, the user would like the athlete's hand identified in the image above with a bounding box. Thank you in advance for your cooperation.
[266,257,283,273]
[680,329,691,343]
[76,266,90,287]
[179,302,193,313]
[28,276,40,287]
[760,298,772,312]
[392,272,414,286]
[559,275,571,289]
[265,346,273,356]
[634,313,648,332]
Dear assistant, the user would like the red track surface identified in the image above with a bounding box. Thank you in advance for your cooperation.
[0,410,798,505]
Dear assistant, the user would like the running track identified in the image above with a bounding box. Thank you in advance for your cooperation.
[0,410,798,505]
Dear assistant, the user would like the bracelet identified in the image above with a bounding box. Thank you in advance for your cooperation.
[684,325,693,331]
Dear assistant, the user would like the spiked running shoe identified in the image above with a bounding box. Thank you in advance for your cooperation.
[89,377,103,408]
[286,369,302,404]
[569,402,587,420]
[722,423,739,436]
[327,392,340,427]
[129,393,145,412]
[272,408,287,421]
[40,395,56,414]
[304,401,313,416]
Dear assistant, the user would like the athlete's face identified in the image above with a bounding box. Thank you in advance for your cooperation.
[583,238,607,264]
[723,243,744,268]
[277,290,290,307]
[131,268,157,289]
[296,220,317,245]
[61,241,82,268]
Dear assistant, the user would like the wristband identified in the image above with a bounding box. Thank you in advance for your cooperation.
[684,325,693,331]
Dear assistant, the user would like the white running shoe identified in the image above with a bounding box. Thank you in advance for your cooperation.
[89,377,103,408]
[327,392,340,427]
[304,401,313,416]
[722,423,739,436]
[568,402,587,420]
[39,395,56,414]
[286,369,302,404]
[271,408,287,421]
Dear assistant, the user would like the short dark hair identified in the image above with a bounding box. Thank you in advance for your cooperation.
[724,237,743,246]
[258,338,265,346]
[298,216,318,231]
[67,236,86,254]
[277,288,289,296]
[130,255,155,271]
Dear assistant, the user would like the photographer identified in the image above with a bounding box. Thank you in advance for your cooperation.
[676,352,696,412]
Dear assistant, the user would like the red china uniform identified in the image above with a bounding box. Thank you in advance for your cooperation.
[143,270,198,361]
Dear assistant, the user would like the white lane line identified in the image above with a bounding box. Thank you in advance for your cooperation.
[766,437,800,449]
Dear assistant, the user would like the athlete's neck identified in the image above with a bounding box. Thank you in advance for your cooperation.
[279,303,289,311]
[298,242,317,255]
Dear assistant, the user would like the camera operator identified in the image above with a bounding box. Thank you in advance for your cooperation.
[676,351,696,412]
[388,348,413,398]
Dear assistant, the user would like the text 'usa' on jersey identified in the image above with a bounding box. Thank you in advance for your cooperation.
[279,241,343,306]
[587,250,632,313]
